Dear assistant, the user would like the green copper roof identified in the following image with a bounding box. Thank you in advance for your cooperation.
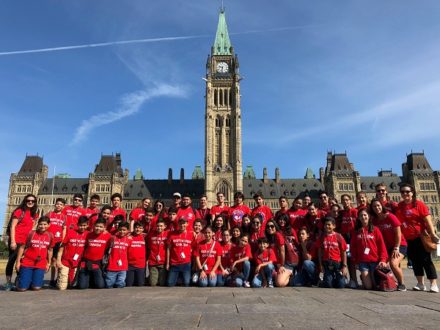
[304,167,315,179]
[243,166,256,179]
[134,168,144,180]
[213,10,232,55]
[191,165,204,179]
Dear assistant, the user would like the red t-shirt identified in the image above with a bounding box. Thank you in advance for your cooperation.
[380,199,398,214]
[60,229,87,268]
[251,205,273,225]
[108,207,127,226]
[372,213,407,250]
[63,205,86,230]
[47,211,66,244]
[167,230,194,265]
[395,200,430,240]
[228,205,251,228]
[176,207,196,230]
[83,231,112,261]
[210,205,230,219]
[107,235,132,271]
[284,233,300,265]
[338,208,358,235]
[195,208,211,227]
[147,230,168,266]
[128,233,147,268]
[21,231,55,269]
[249,230,265,254]
[11,209,37,244]
[129,207,146,222]
[194,240,222,273]
[230,244,252,271]
[268,232,285,264]
[220,242,233,269]
[254,248,277,265]
[287,209,307,232]
[350,226,388,264]
[213,229,223,243]
[85,207,100,219]
[316,232,347,262]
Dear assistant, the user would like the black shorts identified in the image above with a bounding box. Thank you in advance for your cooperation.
[52,242,62,259]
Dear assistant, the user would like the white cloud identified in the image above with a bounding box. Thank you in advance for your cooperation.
[70,84,187,145]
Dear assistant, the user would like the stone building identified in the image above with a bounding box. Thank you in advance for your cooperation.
[3,10,440,235]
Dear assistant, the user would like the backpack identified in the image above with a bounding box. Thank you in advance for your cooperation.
[6,209,26,237]
[375,267,398,291]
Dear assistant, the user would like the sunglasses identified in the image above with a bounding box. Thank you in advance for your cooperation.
[74,198,83,202]
[267,225,276,229]
[252,222,260,225]
[401,190,412,194]
[26,199,36,203]
[376,189,386,193]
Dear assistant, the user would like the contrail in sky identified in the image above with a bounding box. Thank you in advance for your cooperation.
[0,25,315,56]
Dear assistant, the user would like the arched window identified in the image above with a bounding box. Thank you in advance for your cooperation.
[219,89,223,106]
[217,181,231,202]
[214,89,218,106]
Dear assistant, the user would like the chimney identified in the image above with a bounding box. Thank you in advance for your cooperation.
[168,168,172,184]
[263,167,268,184]
[275,168,280,183]
[180,168,184,184]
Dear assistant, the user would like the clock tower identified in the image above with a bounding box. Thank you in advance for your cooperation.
[204,9,243,205]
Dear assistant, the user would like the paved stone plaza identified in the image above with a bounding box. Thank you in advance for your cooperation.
[0,270,439,329]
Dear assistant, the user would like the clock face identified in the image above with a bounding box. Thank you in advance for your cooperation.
[216,62,229,73]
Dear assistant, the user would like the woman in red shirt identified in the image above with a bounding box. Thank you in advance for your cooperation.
[218,229,233,286]
[395,184,439,293]
[350,209,388,290]
[275,214,299,287]
[5,194,39,291]
[370,198,407,291]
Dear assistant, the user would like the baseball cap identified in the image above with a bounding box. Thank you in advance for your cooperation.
[173,192,182,198]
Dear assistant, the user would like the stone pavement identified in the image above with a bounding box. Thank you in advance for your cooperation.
[0,270,439,329]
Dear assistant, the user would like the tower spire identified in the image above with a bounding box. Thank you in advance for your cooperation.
[213,8,232,55]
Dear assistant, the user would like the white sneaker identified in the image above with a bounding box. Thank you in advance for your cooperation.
[244,281,251,288]
[348,280,358,289]
[413,283,426,291]
[268,281,274,288]
[429,284,439,293]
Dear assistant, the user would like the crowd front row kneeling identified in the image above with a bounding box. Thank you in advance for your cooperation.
[4,185,440,292]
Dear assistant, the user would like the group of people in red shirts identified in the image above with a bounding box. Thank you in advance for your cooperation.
[3,183,439,292]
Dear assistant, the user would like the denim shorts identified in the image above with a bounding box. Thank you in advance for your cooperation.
[358,262,378,273]
[18,266,45,290]
[387,245,407,257]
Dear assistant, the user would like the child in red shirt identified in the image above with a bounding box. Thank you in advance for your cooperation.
[147,219,168,286]
[194,226,222,287]
[16,216,54,291]
[218,229,233,287]
[252,237,276,288]
[293,228,318,286]
[350,209,388,290]
[126,222,147,287]
[105,222,132,288]
[78,218,111,289]
[317,217,348,289]
[56,216,88,290]
[230,234,252,287]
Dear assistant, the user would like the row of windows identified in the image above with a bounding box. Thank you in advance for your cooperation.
[430,207,439,216]
[420,182,436,191]
[95,184,110,192]
[213,88,233,107]
[338,183,355,191]
[15,185,32,193]
[421,195,438,203]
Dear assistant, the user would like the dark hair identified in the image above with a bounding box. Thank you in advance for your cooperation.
[323,217,336,225]
[257,237,269,245]
[400,183,417,206]
[16,194,38,217]
[278,195,288,202]
[369,198,387,215]
[168,206,178,214]
[94,218,107,226]
[78,216,89,225]
[111,193,122,201]
[319,191,328,197]
[213,215,227,232]
[55,197,66,205]
[145,207,155,214]
[265,219,279,244]
[234,191,244,200]
[38,216,50,224]
[101,205,112,213]
[340,194,351,201]
[113,214,124,222]
[230,226,241,244]
[153,199,165,212]
[118,221,130,230]
[204,225,214,233]
[275,213,292,235]
[253,193,263,199]
[73,193,83,200]
[134,221,144,228]
[193,219,203,227]
[252,213,263,223]
[90,194,100,201]
[355,209,374,233]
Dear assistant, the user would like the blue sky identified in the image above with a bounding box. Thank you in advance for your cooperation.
[2,0,440,223]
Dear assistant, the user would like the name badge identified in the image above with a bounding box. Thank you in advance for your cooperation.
[55,232,61,238]
[364,248,370,255]
[73,254,79,261]
[203,264,208,271]
[117,259,123,266]
[180,252,186,259]
[156,255,161,261]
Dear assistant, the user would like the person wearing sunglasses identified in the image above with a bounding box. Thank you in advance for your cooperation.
[4,194,39,291]
[375,183,398,213]
[62,193,86,231]
[395,183,439,293]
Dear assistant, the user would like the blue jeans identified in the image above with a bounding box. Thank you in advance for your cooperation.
[167,263,191,287]
[322,260,345,289]
[78,267,105,289]
[105,271,127,288]
[234,260,251,287]
[293,260,317,286]
[252,263,275,288]
[17,267,45,290]
[125,266,145,287]
[199,274,217,287]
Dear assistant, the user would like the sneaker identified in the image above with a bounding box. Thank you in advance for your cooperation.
[49,280,57,288]
[397,284,407,292]
[244,281,251,288]
[348,280,358,289]
[268,281,274,288]
[429,284,439,293]
[4,282,13,291]
[413,283,426,291]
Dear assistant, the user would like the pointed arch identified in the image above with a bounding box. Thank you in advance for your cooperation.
[216,180,232,203]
